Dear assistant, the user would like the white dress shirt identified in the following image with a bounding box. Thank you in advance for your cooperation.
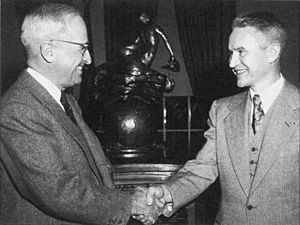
[250,74,284,117]
[27,67,64,110]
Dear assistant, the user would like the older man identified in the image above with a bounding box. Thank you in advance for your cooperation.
[0,3,157,225]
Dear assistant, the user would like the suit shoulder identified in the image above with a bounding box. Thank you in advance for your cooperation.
[1,83,28,104]
[206,91,248,117]
[284,80,300,91]
[283,80,300,108]
[0,82,33,118]
[213,90,248,107]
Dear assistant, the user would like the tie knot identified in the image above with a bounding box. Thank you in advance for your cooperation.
[253,94,262,107]
[60,91,76,124]
[60,91,67,105]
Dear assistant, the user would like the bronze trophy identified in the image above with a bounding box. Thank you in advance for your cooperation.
[93,13,180,163]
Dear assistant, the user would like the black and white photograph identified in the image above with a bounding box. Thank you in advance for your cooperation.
[1,0,299,225]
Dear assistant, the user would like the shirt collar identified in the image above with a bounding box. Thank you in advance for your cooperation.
[27,67,63,109]
[250,74,284,113]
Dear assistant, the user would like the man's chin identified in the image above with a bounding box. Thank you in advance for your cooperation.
[73,79,82,86]
[72,75,82,85]
[237,80,247,88]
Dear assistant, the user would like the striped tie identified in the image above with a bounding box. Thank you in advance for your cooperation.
[252,94,264,134]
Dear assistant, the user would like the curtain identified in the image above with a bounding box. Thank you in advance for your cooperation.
[103,0,158,61]
[101,0,239,102]
[174,0,239,102]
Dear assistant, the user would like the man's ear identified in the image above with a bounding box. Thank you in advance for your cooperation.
[40,42,55,63]
[267,43,281,63]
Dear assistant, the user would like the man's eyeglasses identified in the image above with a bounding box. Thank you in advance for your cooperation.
[50,39,89,55]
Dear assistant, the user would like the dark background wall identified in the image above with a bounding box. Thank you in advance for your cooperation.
[1,0,299,96]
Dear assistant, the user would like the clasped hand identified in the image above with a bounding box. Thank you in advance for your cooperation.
[131,186,173,224]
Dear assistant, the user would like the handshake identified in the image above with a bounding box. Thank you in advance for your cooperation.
[131,185,173,224]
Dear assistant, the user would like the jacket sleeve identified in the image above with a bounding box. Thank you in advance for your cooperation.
[0,101,132,225]
[164,100,219,215]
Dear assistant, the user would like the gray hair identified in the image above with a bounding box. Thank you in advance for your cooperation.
[21,3,81,56]
[232,11,288,54]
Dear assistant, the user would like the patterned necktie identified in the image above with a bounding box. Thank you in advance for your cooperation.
[252,94,264,134]
[60,91,76,124]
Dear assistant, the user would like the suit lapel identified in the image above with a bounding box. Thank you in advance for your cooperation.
[20,72,88,149]
[224,91,251,196]
[19,71,103,184]
[249,82,299,195]
[67,94,114,188]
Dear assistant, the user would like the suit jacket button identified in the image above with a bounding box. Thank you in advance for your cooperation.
[247,205,254,210]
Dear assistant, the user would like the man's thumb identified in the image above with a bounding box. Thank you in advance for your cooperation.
[146,186,163,205]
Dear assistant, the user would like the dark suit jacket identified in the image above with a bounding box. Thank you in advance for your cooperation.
[165,80,299,225]
[0,71,132,225]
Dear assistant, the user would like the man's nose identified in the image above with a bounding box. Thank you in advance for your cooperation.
[83,49,92,65]
[229,53,239,68]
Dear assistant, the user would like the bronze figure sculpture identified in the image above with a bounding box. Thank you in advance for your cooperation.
[93,13,180,162]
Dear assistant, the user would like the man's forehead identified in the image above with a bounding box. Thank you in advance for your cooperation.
[64,16,88,41]
[228,27,269,49]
